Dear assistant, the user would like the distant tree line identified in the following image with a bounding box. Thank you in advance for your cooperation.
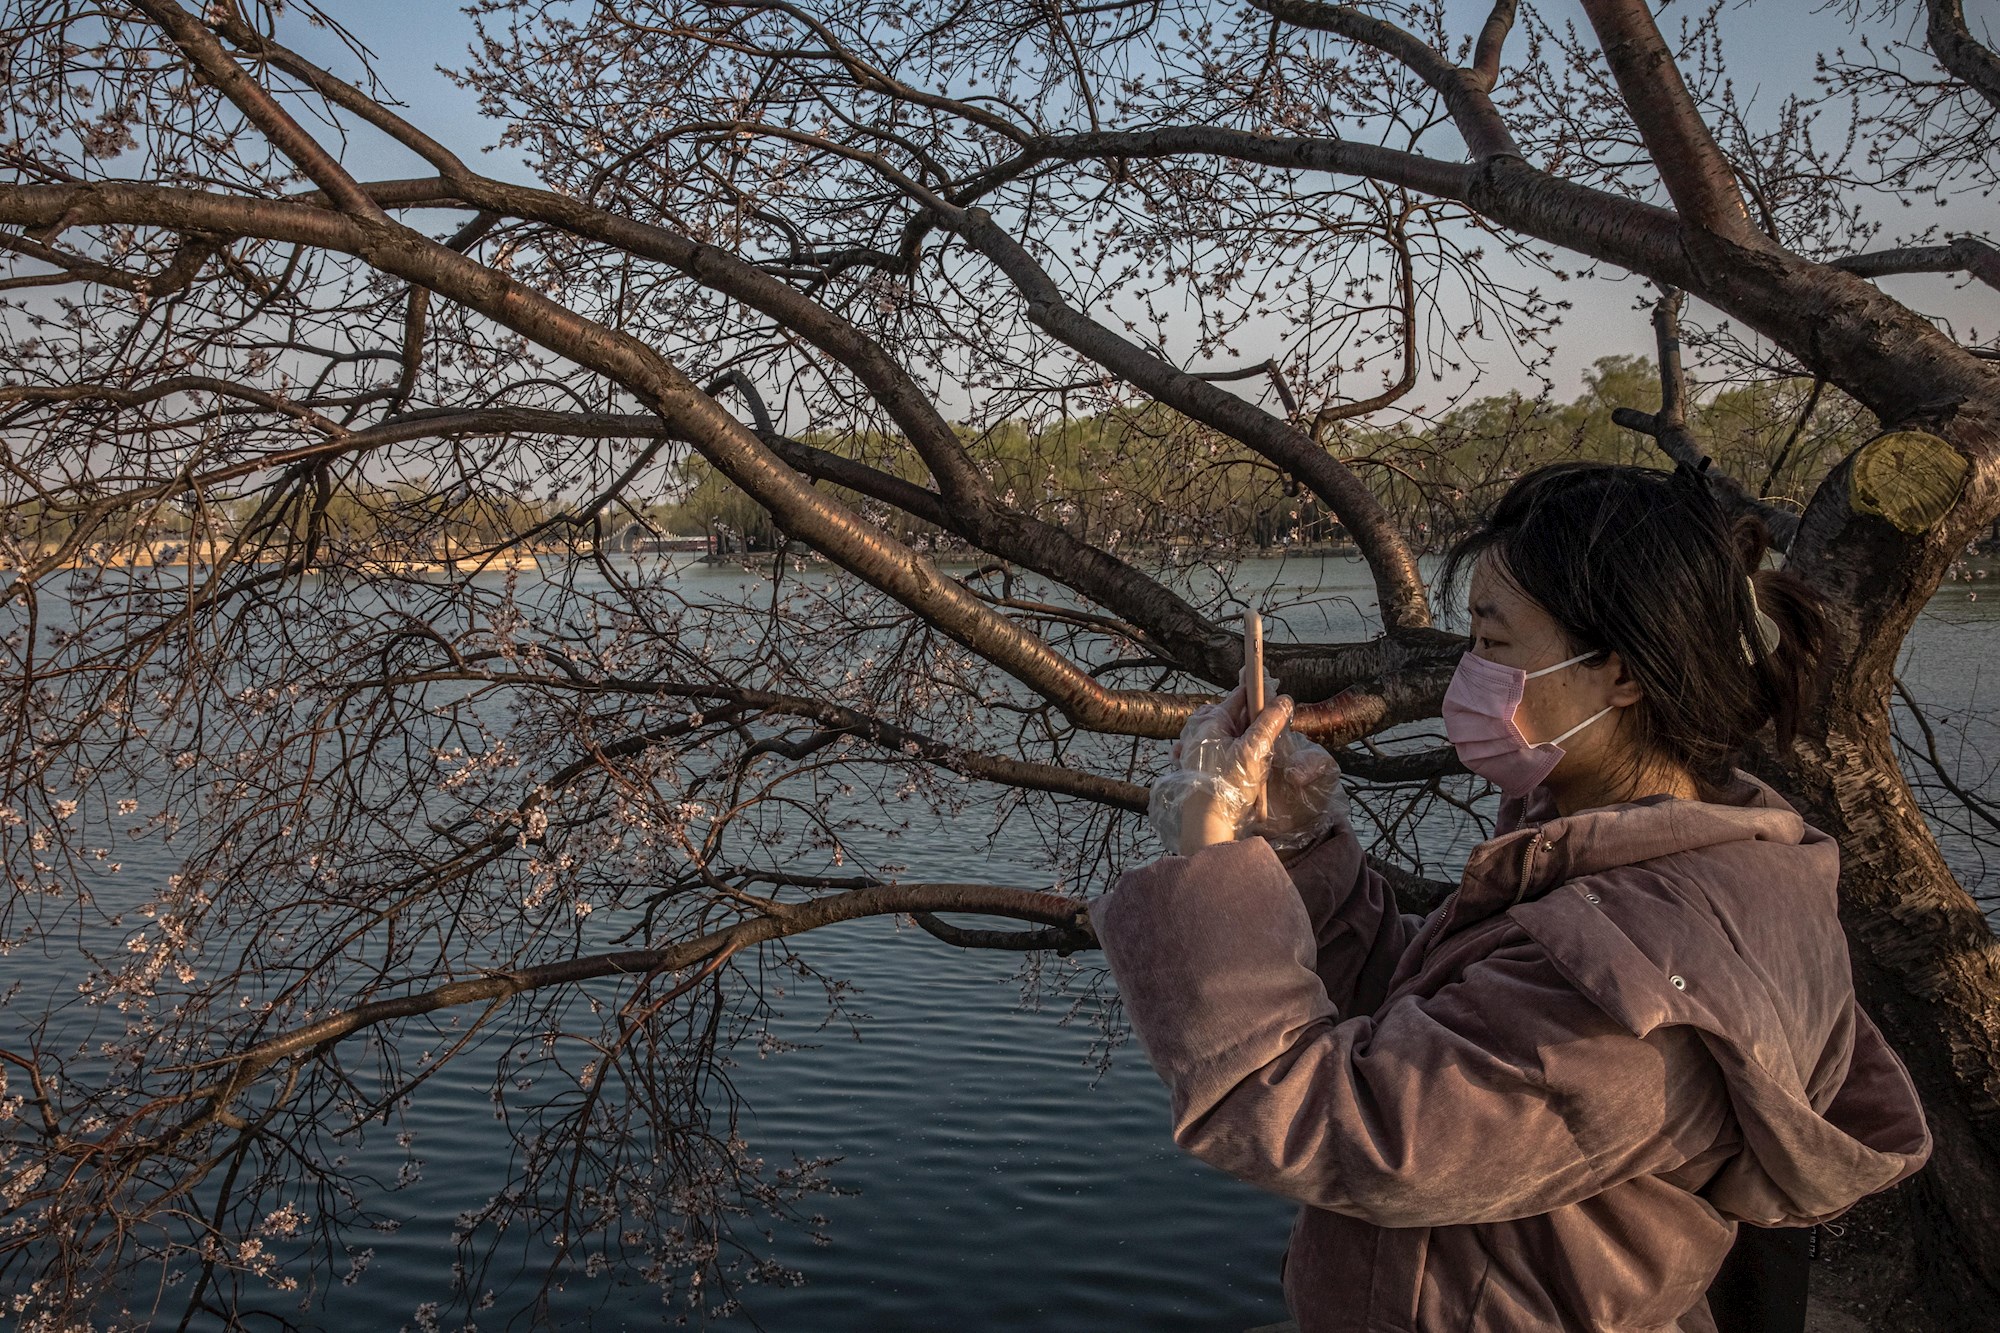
[654,357,1881,558]
[7,481,556,566]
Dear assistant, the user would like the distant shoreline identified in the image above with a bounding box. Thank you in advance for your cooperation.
[16,543,1996,582]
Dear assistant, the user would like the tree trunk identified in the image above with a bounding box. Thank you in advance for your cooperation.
[1764,403,2000,1325]
[1775,721,2000,1326]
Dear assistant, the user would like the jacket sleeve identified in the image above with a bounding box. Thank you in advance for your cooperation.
[1276,813,1425,1017]
[1089,837,1733,1228]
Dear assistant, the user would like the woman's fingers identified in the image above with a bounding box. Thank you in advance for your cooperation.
[1282,748,1334,785]
[1219,679,1254,731]
[1279,735,1338,786]
[1233,696,1294,784]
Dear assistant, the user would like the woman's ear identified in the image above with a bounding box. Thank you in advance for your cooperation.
[1606,652,1645,708]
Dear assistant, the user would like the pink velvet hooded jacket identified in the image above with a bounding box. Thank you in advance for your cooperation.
[1089,773,1930,1332]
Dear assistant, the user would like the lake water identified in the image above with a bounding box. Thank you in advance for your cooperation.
[4,555,1993,1331]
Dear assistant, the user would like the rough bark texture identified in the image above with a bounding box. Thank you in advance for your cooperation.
[1760,399,2000,1320]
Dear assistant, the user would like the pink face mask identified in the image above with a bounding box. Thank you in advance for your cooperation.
[1442,650,1615,799]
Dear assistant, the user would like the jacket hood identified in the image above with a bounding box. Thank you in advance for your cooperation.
[1457,772,1807,919]
[1460,772,1930,1225]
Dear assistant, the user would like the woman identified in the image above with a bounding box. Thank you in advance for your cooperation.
[1090,463,1930,1332]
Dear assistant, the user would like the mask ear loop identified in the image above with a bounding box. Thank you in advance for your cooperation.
[1524,651,1614,747]
[1523,650,1599,680]
[1548,703,1616,747]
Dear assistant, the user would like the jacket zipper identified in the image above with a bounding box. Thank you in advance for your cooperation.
[1514,823,1543,906]
[1415,822,1545,961]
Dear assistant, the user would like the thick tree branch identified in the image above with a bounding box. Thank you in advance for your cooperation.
[333,178,1251,687]
[389,285,427,413]
[1610,289,1800,547]
[702,370,964,527]
[193,882,1093,1104]
[945,203,1432,632]
[1042,138,1940,416]
[0,228,221,297]
[688,685,1154,810]
[1471,1,1521,92]
[1026,126,1471,198]
[1650,287,1692,438]
[1290,655,1458,741]
[131,1,387,221]
[1575,0,1757,239]
[206,8,474,180]
[1313,216,1418,427]
[383,212,494,416]
[0,374,345,432]
[1835,236,2000,294]
[1926,0,2000,113]
[1250,0,1522,160]
[1336,743,1462,783]
[0,181,1227,737]
[911,912,1094,952]
[1187,358,1300,416]
[1028,130,1695,288]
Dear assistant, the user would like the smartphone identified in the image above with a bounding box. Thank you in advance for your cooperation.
[1245,604,1267,820]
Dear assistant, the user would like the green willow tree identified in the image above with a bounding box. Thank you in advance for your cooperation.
[0,0,1996,1325]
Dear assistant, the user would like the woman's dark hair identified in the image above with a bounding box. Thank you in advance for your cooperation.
[1438,462,1827,798]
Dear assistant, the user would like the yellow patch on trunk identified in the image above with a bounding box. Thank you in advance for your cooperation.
[1848,430,1968,534]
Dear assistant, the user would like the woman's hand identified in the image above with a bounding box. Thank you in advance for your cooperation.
[1149,673,1349,856]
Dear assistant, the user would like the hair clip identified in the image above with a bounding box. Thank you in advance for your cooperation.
[1742,575,1782,664]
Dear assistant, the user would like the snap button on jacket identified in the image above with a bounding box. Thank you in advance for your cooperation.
[1090,773,1930,1332]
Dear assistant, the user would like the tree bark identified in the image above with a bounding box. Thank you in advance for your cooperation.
[1772,707,2000,1315]
[1764,396,2000,1317]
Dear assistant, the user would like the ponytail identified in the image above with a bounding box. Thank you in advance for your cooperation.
[1736,513,1828,749]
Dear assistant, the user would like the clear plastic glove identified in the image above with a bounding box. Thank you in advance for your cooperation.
[1149,670,1349,855]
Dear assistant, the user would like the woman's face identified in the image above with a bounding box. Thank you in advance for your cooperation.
[1467,553,1636,751]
